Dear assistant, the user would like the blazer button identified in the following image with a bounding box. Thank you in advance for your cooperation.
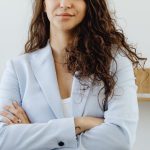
[58,141,64,146]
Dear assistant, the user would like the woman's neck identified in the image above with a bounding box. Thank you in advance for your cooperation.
[50,28,74,62]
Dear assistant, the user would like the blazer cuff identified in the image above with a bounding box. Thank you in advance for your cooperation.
[48,117,77,149]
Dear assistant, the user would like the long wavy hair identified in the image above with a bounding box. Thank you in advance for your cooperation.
[25,0,147,111]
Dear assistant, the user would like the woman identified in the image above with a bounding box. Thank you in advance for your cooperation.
[0,0,147,150]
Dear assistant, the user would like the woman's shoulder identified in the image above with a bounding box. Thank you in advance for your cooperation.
[7,52,32,67]
[110,48,133,72]
[3,52,38,75]
[8,46,47,66]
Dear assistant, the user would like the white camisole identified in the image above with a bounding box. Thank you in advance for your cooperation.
[61,97,73,117]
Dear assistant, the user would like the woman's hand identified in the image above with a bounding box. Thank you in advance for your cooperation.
[81,116,104,131]
[0,101,31,125]
[74,116,104,135]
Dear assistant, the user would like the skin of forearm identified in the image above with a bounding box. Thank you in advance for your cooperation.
[74,117,104,135]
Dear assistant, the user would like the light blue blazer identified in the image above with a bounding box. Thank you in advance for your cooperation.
[0,42,139,150]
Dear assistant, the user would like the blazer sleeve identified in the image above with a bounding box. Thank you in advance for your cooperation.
[76,52,139,150]
[0,60,77,150]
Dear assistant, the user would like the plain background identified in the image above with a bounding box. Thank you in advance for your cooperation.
[0,0,150,149]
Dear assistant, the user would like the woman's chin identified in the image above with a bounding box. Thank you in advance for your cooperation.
[56,26,76,32]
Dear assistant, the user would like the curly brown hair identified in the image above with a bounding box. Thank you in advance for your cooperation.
[25,0,147,111]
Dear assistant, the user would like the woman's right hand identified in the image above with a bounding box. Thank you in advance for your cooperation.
[0,101,31,125]
[74,116,104,135]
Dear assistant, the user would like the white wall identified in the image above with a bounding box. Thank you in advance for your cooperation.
[0,0,150,150]
[109,0,150,68]
[0,0,32,75]
[135,101,150,150]
[109,1,150,149]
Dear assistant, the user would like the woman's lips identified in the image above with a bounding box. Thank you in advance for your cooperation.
[57,13,74,16]
[56,13,75,20]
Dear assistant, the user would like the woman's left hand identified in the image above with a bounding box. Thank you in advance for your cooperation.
[0,101,31,125]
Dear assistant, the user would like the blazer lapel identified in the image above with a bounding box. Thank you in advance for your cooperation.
[71,75,92,117]
[30,41,92,119]
[30,42,64,118]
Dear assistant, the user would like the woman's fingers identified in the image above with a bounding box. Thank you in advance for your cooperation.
[4,104,17,116]
[12,101,31,123]
[2,117,14,125]
[3,105,23,123]
[0,110,19,124]
[0,101,31,124]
